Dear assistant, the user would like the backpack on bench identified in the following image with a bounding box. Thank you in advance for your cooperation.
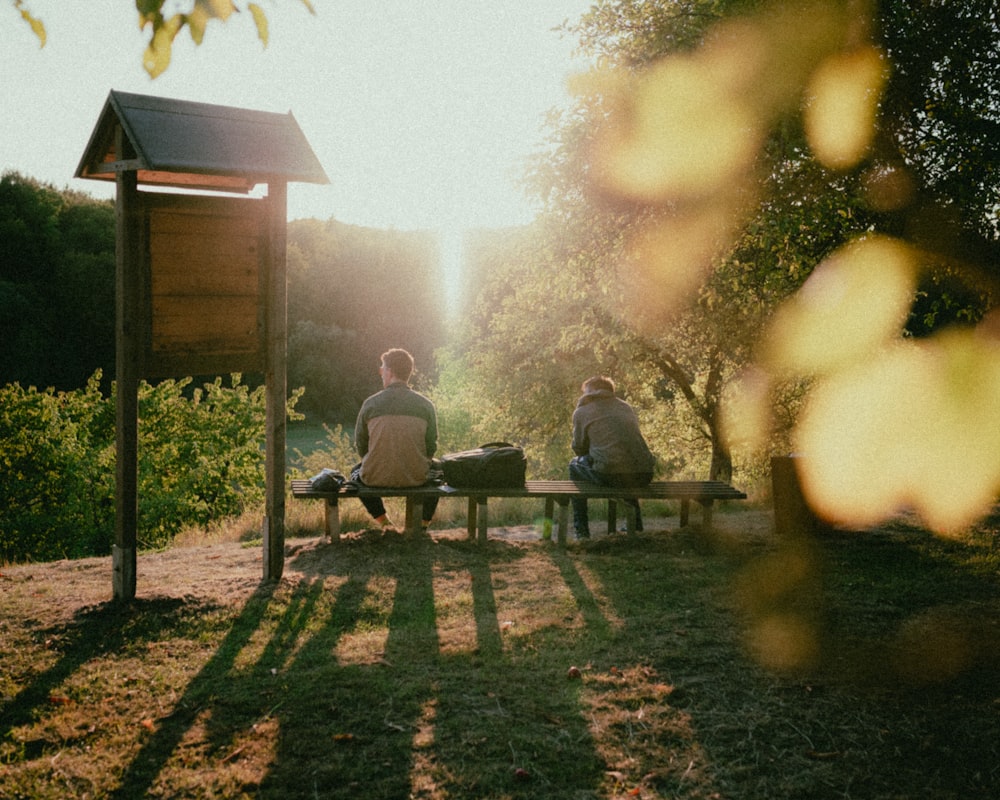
[439,442,526,488]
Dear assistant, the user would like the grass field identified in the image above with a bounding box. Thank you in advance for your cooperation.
[2,509,999,798]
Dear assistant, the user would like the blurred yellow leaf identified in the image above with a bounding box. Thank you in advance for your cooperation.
[143,14,183,78]
[592,55,763,202]
[763,236,916,376]
[620,199,741,330]
[795,328,1000,533]
[721,367,774,451]
[15,0,46,47]
[187,5,210,45]
[249,3,269,47]
[201,0,236,21]
[805,46,887,170]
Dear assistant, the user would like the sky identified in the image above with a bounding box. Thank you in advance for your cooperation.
[2,0,594,231]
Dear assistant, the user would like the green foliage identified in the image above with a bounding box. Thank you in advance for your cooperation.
[133,375,282,549]
[294,422,357,478]
[0,172,115,391]
[0,373,298,562]
[0,373,114,562]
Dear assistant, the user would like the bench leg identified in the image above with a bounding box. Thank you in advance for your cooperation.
[404,497,419,533]
[467,497,477,540]
[607,499,617,534]
[680,499,690,527]
[324,498,340,543]
[542,498,554,540]
[624,502,637,536]
[476,496,489,545]
[556,499,570,547]
[701,500,714,532]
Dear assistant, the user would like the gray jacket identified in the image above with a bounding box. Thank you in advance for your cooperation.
[571,389,655,475]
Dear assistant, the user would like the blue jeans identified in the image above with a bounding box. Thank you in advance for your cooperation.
[350,464,439,523]
[569,455,651,535]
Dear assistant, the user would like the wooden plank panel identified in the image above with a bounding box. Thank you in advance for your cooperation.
[149,206,263,237]
[150,231,260,261]
[152,296,259,350]
[152,261,259,296]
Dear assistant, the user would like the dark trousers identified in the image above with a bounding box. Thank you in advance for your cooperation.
[350,464,439,523]
[569,455,651,535]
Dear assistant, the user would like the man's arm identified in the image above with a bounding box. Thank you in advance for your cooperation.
[571,410,588,456]
[354,404,369,457]
[425,403,438,458]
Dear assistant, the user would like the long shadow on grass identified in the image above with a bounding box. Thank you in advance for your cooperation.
[244,534,446,798]
[107,582,284,798]
[0,596,199,745]
[270,535,604,799]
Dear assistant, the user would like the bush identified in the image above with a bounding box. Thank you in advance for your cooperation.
[0,373,114,561]
[0,372,300,562]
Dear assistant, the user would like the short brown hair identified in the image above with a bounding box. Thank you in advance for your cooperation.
[381,348,415,381]
[582,375,615,394]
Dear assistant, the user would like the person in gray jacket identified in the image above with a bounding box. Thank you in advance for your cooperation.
[569,376,655,538]
[351,348,439,531]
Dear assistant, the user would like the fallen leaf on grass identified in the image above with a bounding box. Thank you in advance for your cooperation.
[332,733,355,742]
[140,718,155,731]
[805,749,841,760]
[48,695,71,705]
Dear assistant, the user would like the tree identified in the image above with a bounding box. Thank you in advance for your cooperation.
[10,0,315,77]
[0,172,116,390]
[568,0,1000,530]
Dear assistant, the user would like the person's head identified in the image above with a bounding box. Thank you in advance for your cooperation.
[380,348,415,385]
[582,375,615,395]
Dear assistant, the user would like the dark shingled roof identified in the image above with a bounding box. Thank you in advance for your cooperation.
[76,90,329,192]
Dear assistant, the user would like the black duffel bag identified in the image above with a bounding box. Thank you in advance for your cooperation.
[439,442,526,488]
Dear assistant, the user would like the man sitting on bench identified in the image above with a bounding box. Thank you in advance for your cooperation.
[351,348,439,532]
[568,375,655,538]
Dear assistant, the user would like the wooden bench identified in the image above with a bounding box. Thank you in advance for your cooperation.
[290,479,747,546]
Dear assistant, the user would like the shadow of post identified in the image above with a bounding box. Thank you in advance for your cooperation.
[1,596,195,745]
[109,582,280,798]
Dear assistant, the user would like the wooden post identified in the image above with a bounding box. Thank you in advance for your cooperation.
[263,183,288,582]
[113,130,141,601]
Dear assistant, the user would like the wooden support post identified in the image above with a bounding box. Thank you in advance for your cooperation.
[404,497,419,533]
[701,501,714,532]
[556,499,570,547]
[542,498,554,540]
[263,183,288,582]
[113,137,141,602]
[624,502,637,536]
[607,499,617,534]
[324,497,340,542]
[476,496,489,545]
[467,497,477,540]
[680,499,690,527]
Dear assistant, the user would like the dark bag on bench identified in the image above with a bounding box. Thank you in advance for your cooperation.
[309,468,346,492]
[440,442,526,488]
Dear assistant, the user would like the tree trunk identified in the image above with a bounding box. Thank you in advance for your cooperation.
[708,419,732,482]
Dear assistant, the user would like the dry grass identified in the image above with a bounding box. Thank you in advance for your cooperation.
[2,507,1000,799]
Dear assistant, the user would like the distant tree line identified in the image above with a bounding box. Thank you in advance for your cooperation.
[0,172,452,424]
[0,172,116,391]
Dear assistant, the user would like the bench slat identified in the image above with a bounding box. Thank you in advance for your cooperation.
[290,478,746,544]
